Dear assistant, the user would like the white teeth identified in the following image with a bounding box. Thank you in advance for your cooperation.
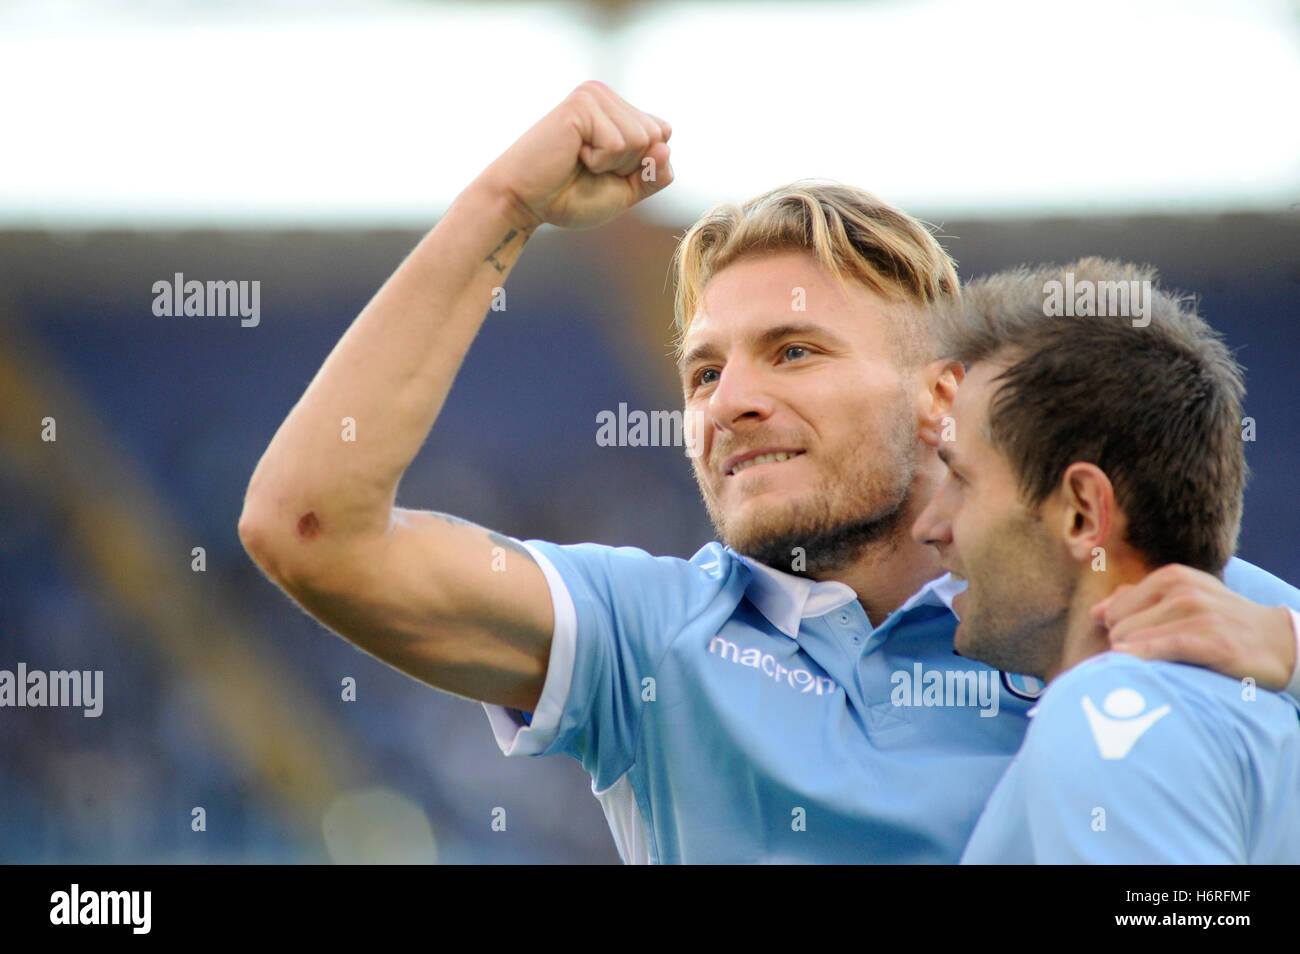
[729,451,800,475]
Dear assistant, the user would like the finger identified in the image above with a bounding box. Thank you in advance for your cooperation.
[1099,564,1200,628]
[1121,624,1288,688]
[1104,597,1208,647]
[581,82,653,176]
[605,107,655,178]
[630,141,674,201]
[643,112,672,142]
[590,81,663,143]
[578,101,634,175]
[1109,620,1226,670]
[1090,585,1129,623]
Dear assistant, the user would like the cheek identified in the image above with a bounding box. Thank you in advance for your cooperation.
[847,391,901,439]
[961,516,1008,582]
[684,406,713,461]
[950,504,977,547]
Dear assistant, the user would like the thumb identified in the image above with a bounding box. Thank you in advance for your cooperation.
[1092,582,1135,625]
[1089,595,1112,624]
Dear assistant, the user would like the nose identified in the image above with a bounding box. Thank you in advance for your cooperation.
[707,357,777,432]
[911,491,952,549]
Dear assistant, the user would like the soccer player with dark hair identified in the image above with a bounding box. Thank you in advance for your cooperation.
[911,258,1300,862]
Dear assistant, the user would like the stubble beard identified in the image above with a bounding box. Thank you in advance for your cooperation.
[696,398,919,576]
[957,523,1075,679]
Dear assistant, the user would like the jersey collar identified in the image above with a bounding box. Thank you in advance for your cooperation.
[728,549,856,640]
[896,571,966,617]
[730,549,965,640]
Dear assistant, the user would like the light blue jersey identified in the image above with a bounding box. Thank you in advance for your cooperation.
[482,542,1300,864]
[961,652,1300,864]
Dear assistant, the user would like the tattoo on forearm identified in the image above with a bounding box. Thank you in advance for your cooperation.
[483,225,534,274]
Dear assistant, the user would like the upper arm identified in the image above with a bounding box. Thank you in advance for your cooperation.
[245,506,554,711]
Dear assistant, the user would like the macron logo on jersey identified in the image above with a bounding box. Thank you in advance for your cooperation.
[1081,688,1171,759]
[708,636,837,696]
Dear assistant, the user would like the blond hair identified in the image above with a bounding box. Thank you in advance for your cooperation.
[671,181,961,364]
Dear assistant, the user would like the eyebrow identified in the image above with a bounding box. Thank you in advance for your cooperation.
[677,322,849,376]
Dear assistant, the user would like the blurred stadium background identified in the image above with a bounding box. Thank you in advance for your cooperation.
[1,0,1297,863]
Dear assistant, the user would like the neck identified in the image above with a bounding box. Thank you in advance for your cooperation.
[807,452,945,628]
[1046,556,1151,683]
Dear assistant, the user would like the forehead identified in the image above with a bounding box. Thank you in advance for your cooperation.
[682,249,892,349]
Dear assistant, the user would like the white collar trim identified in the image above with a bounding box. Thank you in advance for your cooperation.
[897,571,967,617]
[732,551,856,640]
[732,553,966,640]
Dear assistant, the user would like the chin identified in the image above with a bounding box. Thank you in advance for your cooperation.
[718,492,809,543]
[952,620,972,658]
[721,514,794,559]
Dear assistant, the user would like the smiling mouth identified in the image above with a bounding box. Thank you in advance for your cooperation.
[727,450,805,476]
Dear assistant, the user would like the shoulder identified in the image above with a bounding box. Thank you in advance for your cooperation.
[1049,651,1293,722]
[1046,651,1223,706]
[518,538,747,615]
[1025,652,1291,771]
[522,539,738,584]
[1021,654,1210,771]
[1224,556,1300,610]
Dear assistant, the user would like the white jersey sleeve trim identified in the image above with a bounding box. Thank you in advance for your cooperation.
[592,773,651,864]
[481,540,579,757]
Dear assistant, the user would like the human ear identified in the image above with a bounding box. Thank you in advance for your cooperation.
[1059,462,1114,564]
[917,360,964,448]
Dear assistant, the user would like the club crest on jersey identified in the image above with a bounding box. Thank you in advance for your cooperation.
[1001,671,1046,701]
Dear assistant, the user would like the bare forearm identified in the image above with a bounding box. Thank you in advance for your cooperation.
[241,175,539,554]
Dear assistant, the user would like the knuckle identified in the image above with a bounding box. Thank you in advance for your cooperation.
[570,84,600,106]
[1152,563,1182,584]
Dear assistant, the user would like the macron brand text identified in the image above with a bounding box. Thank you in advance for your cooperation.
[709,636,837,695]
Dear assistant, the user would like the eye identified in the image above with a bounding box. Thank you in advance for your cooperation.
[939,457,966,487]
[782,345,810,361]
[693,367,720,389]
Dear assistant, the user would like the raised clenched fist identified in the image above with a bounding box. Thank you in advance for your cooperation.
[482,81,674,231]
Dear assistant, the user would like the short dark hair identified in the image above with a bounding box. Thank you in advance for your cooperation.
[951,257,1246,574]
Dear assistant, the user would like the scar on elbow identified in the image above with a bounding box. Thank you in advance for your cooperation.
[297,511,322,540]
